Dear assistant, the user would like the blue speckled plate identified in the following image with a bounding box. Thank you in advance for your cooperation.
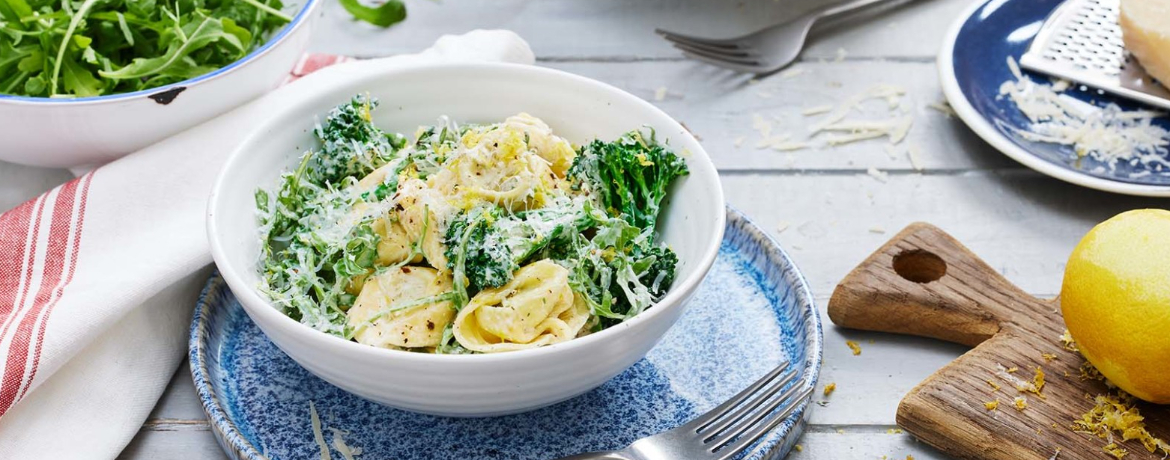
[939,0,1170,196]
[189,208,822,460]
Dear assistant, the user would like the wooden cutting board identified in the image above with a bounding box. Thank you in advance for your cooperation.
[827,222,1170,460]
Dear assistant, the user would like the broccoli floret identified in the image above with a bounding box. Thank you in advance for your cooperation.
[568,129,689,233]
[308,95,405,185]
[443,206,517,294]
[444,197,600,294]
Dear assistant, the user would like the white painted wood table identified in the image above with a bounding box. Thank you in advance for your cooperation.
[1,0,1163,458]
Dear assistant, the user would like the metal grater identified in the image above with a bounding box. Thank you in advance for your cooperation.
[1020,0,1170,110]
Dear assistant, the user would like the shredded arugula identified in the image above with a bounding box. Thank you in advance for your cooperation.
[256,95,405,337]
[0,0,292,97]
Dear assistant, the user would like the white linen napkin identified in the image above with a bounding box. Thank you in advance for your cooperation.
[0,30,535,460]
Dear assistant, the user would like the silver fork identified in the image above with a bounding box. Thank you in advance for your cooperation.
[553,362,813,460]
[656,0,896,74]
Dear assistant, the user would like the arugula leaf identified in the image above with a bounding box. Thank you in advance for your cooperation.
[99,16,229,80]
[338,0,407,28]
[60,58,102,97]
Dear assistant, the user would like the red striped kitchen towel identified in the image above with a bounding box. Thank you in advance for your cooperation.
[0,30,534,459]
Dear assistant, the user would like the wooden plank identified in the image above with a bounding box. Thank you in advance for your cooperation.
[543,59,1017,171]
[117,424,227,460]
[145,363,205,421]
[720,171,1164,298]
[117,425,945,460]
[308,0,975,60]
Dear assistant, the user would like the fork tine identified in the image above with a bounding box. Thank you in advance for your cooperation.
[711,385,814,460]
[681,363,790,433]
[706,381,803,451]
[661,34,756,57]
[696,368,798,441]
[671,43,761,65]
[654,28,740,47]
[679,51,767,74]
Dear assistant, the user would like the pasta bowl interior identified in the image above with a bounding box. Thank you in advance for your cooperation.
[208,63,725,417]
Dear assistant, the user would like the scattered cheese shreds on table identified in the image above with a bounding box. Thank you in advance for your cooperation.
[654,86,667,101]
[824,382,837,396]
[985,399,1000,411]
[780,67,809,79]
[1000,56,1170,176]
[846,340,862,355]
[777,221,790,233]
[887,428,903,434]
[803,105,835,116]
[927,100,957,118]
[835,47,848,62]
[866,167,889,183]
[869,226,886,234]
[987,379,1001,391]
[908,144,925,171]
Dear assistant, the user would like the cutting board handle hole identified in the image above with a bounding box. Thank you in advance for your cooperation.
[892,249,947,283]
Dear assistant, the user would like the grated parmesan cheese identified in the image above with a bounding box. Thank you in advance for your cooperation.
[869,226,886,234]
[907,144,925,171]
[330,428,362,460]
[734,136,745,148]
[866,167,889,183]
[835,48,848,62]
[999,56,1170,176]
[780,67,809,79]
[654,86,667,101]
[777,221,790,233]
[803,105,834,116]
[310,401,332,460]
[926,101,956,118]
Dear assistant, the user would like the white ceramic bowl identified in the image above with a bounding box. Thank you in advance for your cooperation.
[207,63,726,417]
[0,0,320,169]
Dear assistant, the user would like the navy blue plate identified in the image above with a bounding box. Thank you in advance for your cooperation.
[189,208,822,460]
[939,0,1170,196]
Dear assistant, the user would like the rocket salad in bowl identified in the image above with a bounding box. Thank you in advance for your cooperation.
[256,95,690,354]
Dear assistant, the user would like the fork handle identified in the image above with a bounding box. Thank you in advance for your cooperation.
[811,0,897,21]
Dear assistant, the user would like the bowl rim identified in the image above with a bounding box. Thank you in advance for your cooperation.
[207,61,727,364]
[0,0,320,105]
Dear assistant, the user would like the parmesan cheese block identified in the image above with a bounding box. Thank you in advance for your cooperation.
[1120,0,1170,88]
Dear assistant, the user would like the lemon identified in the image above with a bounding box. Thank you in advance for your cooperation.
[1061,209,1170,404]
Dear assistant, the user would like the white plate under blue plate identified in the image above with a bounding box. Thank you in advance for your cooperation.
[939,0,1170,196]
[189,208,822,460]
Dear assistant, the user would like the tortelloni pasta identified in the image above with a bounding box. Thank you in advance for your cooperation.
[257,96,687,354]
[347,266,456,349]
[453,260,590,353]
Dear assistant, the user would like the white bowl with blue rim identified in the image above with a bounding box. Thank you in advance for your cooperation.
[192,208,822,460]
[939,0,1170,196]
[0,0,320,169]
[207,63,729,417]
